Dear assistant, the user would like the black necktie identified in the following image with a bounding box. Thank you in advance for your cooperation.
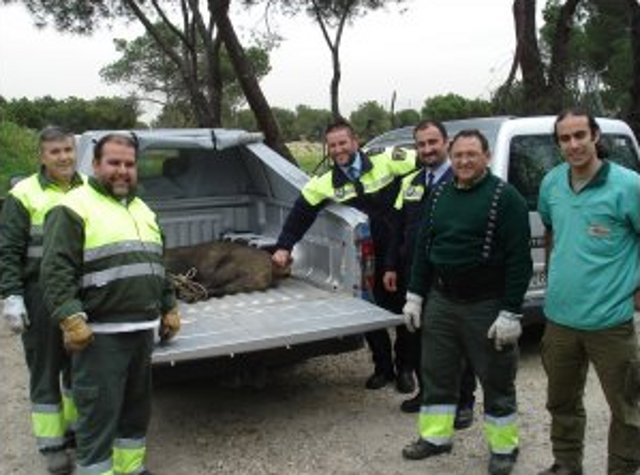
[427,171,435,189]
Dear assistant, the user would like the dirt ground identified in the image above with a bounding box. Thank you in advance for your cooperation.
[1,320,636,475]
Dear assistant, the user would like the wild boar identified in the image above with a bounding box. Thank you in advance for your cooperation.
[165,240,290,301]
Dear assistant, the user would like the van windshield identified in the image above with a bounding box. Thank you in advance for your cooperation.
[508,134,639,210]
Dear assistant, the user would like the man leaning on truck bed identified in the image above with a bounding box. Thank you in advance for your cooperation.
[271,119,417,393]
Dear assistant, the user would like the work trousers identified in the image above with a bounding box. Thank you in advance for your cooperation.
[419,290,518,453]
[410,328,477,407]
[22,282,75,452]
[72,330,154,475]
[366,270,414,375]
[365,326,414,376]
[541,320,640,475]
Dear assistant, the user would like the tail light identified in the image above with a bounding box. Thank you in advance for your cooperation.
[356,224,376,301]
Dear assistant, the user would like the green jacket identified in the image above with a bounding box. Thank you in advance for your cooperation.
[41,177,175,325]
[0,169,84,298]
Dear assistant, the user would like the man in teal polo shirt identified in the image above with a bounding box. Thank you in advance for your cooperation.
[537,109,640,475]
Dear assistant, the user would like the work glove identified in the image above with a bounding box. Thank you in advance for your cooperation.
[2,295,30,334]
[159,307,181,341]
[60,313,94,352]
[487,310,522,350]
[402,292,423,333]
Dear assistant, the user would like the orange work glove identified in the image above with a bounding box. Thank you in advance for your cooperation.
[159,307,181,341]
[59,313,94,352]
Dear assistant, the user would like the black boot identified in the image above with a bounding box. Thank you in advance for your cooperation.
[395,369,415,394]
[400,392,422,413]
[488,449,519,475]
[402,439,452,460]
[365,370,395,390]
[453,402,474,430]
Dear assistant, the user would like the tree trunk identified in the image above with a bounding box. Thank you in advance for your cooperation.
[547,0,581,111]
[213,0,294,163]
[627,0,640,139]
[513,0,547,114]
[124,0,215,126]
[330,46,342,120]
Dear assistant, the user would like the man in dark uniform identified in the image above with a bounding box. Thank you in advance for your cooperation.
[401,130,532,475]
[272,119,416,391]
[390,120,477,428]
[0,127,84,474]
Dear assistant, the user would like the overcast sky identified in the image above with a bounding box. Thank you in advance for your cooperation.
[0,1,539,117]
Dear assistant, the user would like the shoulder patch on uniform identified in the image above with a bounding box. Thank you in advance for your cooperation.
[391,146,407,161]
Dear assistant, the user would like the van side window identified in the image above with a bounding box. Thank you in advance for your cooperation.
[508,133,640,210]
[598,135,640,172]
[508,135,562,211]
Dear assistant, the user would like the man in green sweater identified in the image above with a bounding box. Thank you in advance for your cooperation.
[400,129,532,475]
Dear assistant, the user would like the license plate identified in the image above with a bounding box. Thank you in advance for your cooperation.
[530,270,547,289]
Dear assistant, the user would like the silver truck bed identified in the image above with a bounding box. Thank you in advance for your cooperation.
[153,277,402,365]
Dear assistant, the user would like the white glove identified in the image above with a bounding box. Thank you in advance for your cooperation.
[402,292,423,333]
[2,295,29,334]
[487,310,522,350]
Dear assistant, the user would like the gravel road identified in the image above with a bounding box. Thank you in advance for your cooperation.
[1,322,633,475]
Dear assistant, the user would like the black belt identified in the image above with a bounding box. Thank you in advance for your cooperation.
[432,267,504,303]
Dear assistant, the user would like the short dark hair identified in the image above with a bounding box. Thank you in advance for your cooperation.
[449,129,489,153]
[553,107,600,145]
[413,119,447,141]
[38,126,73,150]
[93,133,139,162]
[325,118,356,138]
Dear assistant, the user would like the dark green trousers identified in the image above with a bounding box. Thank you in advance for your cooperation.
[420,289,518,452]
[541,320,640,475]
[22,282,73,451]
[72,330,154,475]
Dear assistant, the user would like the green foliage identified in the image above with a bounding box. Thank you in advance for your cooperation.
[421,93,493,121]
[101,23,272,126]
[539,0,632,115]
[228,109,258,132]
[2,96,140,132]
[0,121,38,197]
[394,108,420,127]
[349,101,391,142]
[294,105,332,141]
[271,107,298,141]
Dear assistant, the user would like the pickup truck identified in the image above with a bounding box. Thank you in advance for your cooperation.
[364,116,640,323]
[74,129,402,371]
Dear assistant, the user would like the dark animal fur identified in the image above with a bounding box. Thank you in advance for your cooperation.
[165,241,289,299]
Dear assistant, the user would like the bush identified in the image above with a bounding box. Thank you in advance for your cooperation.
[0,121,39,197]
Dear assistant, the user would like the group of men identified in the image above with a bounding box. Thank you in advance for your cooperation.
[1,108,639,475]
[0,128,180,475]
[271,110,640,475]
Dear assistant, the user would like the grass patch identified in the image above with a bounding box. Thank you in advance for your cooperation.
[287,141,329,175]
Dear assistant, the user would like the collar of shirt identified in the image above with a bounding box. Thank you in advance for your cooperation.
[339,151,363,178]
[37,166,84,190]
[425,160,451,186]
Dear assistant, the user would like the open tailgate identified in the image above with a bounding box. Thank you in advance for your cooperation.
[153,278,402,365]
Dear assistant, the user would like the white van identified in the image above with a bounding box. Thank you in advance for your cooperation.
[364,116,640,323]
